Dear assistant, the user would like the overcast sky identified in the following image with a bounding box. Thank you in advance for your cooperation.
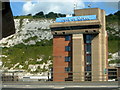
[10,0,119,16]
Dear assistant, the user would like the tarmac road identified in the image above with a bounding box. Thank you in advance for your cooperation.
[2,81,119,90]
[2,87,119,90]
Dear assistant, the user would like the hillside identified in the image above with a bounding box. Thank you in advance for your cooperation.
[1,19,54,74]
[0,11,120,74]
[106,11,120,65]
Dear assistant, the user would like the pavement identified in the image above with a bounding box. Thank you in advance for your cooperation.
[1,87,120,90]
[2,81,120,90]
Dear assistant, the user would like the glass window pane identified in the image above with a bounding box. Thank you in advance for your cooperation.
[86,55,91,65]
[85,45,91,54]
[65,46,71,51]
[65,36,71,41]
[86,66,91,71]
[86,55,91,62]
[86,35,89,40]
[86,40,91,43]
[65,67,71,72]
[86,35,92,43]
[65,56,71,62]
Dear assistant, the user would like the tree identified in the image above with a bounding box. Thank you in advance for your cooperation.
[33,11,44,18]
[114,11,120,16]
[45,12,57,18]
[108,14,113,16]
[27,14,32,16]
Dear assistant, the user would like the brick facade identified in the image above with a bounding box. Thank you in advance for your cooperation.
[53,35,72,81]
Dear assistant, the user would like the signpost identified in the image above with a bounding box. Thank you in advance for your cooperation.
[56,15,97,22]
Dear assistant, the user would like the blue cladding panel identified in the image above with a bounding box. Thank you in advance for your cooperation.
[56,15,97,22]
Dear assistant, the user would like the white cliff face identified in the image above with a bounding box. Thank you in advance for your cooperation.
[108,52,120,66]
[0,18,54,75]
[0,19,54,47]
[107,22,119,37]
[108,52,120,61]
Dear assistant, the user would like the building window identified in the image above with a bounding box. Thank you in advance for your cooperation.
[65,67,71,72]
[86,35,92,40]
[86,55,91,63]
[65,36,71,41]
[85,45,91,54]
[86,66,91,71]
[86,40,91,43]
[86,35,92,43]
[65,46,71,51]
[65,56,71,62]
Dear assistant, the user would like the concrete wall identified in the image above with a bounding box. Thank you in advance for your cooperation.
[52,29,100,35]
[91,34,102,81]
[100,10,108,81]
[72,34,84,81]
[75,8,108,81]
[74,8,101,21]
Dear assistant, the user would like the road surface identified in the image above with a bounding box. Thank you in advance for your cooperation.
[2,81,120,90]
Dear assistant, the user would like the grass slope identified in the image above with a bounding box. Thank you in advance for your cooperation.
[108,39,119,53]
[2,40,53,71]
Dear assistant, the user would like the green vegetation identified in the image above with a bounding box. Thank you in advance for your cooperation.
[35,39,53,46]
[14,11,66,19]
[14,16,33,19]
[106,10,120,54]
[109,59,120,64]
[2,39,53,71]
[106,11,120,23]
[23,36,38,43]
[108,38,119,53]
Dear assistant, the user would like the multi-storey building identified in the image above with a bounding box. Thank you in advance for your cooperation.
[50,8,108,81]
